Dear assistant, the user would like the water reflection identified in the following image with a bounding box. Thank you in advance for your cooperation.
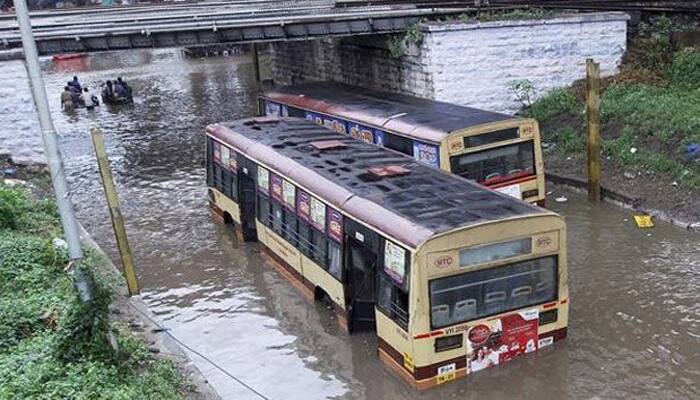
[1,48,698,399]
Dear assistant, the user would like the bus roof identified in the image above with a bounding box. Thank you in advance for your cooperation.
[207,117,549,249]
[261,82,519,144]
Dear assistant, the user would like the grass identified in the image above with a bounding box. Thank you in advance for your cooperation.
[526,29,700,191]
[0,184,190,400]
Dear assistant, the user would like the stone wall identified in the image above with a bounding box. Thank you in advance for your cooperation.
[270,35,434,98]
[270,12,629,113]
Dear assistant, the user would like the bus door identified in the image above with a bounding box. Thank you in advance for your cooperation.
[238,164,258,242]
[346,236,378,332]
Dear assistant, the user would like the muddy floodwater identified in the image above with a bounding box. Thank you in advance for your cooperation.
[2,49,698,400]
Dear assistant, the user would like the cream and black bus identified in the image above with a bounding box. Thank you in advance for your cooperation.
[206,117,568,389]
[259,82,546,205]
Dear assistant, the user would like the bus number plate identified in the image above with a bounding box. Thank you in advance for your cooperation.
[436,363,456,384]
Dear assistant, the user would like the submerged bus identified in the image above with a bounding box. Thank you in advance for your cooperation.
[259,82,546,205]
[206,117,568,389]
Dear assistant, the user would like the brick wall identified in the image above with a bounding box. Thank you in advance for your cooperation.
[270,12,629,113]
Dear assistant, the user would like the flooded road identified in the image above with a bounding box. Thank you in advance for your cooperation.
[2,49,698,400]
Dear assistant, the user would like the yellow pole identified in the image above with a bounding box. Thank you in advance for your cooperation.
[90,128,140,295]
[586,58,601,202]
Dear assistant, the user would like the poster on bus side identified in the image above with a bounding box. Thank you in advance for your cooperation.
[384,240,406,285]
[348,122,374,144]
[373,129,386,147]
[213,141,221,164]
[464,309,539,375]
[310,196,326,231]
[296,190,311,222]
[327,208,343,243]
[265,102,281,116]
[270,174,283,203]
[413,141,440,168]
[282,179,296,210]
[304,111,347,135]
[257,167,269,194]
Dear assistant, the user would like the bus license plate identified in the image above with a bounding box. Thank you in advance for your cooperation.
[437,363,456,384]
[496,184,522,199]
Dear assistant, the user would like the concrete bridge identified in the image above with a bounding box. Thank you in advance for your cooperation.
[0,0,479,55]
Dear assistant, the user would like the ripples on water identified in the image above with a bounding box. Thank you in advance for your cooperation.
[1,49,698,400]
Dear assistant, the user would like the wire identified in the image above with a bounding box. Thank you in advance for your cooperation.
[127,302,272,400]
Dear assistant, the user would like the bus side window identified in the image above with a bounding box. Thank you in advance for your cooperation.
[257,194,271,227]
[310,229,327,267]
[297,220,312,257]
[327,241,343,281]
[271,202,283,236]
[283,208,298,246]
[377,271,409,330]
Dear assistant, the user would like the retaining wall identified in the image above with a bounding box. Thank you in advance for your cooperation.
[270,12,630,113]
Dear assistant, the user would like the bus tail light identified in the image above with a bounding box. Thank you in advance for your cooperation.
[539,309,558,326]
[434,334,463,352]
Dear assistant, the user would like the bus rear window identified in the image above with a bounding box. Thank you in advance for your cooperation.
[429,256,557,329]
[463,127,519,148]
[449,141,535,185]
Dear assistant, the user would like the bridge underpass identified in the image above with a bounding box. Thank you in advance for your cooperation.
[0,0,479,55]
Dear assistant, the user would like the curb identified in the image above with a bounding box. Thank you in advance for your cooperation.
[77,224,222,400]
[546,172,700,232]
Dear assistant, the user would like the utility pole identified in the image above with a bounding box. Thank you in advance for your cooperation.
[91,128,140,296]
[15,0,83,260]
[586,58,602,202]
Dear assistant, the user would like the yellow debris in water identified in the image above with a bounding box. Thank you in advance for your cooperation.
[634,215,654,228]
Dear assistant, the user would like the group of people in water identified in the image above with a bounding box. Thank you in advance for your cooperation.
[102,77,133,104]
[60,75,133,111]
[60,76,97,111]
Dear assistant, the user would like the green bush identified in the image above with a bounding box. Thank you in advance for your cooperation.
[669,49,700,89]
[0,185,59,235]
[0,185,189,399]
[525,88,580,122]
[632,15,674,72]
[0,187,27,230]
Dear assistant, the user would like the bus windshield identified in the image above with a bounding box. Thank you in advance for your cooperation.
[429,256,557,329]
[449,140,535,185]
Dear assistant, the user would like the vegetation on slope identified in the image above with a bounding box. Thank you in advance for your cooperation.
[0,184,190,400]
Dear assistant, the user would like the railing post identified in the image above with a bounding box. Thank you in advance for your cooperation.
[586,58,601,202]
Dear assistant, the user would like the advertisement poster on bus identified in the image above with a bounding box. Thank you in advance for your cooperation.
[465,309,539,375]
[220,145,230,168]
[296,190,311,222]
[257,167,269,194]
[213,141,221,164]
[310,196,326,231]
[270,174,283,203]
[384,240,406,285]
[304,112,347,135]
[413,141,440,168]
[348,122,375,144]
[373,130,386,147]
[282,180,296,210]
[265,102,281,116]
[327,208,343,243]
